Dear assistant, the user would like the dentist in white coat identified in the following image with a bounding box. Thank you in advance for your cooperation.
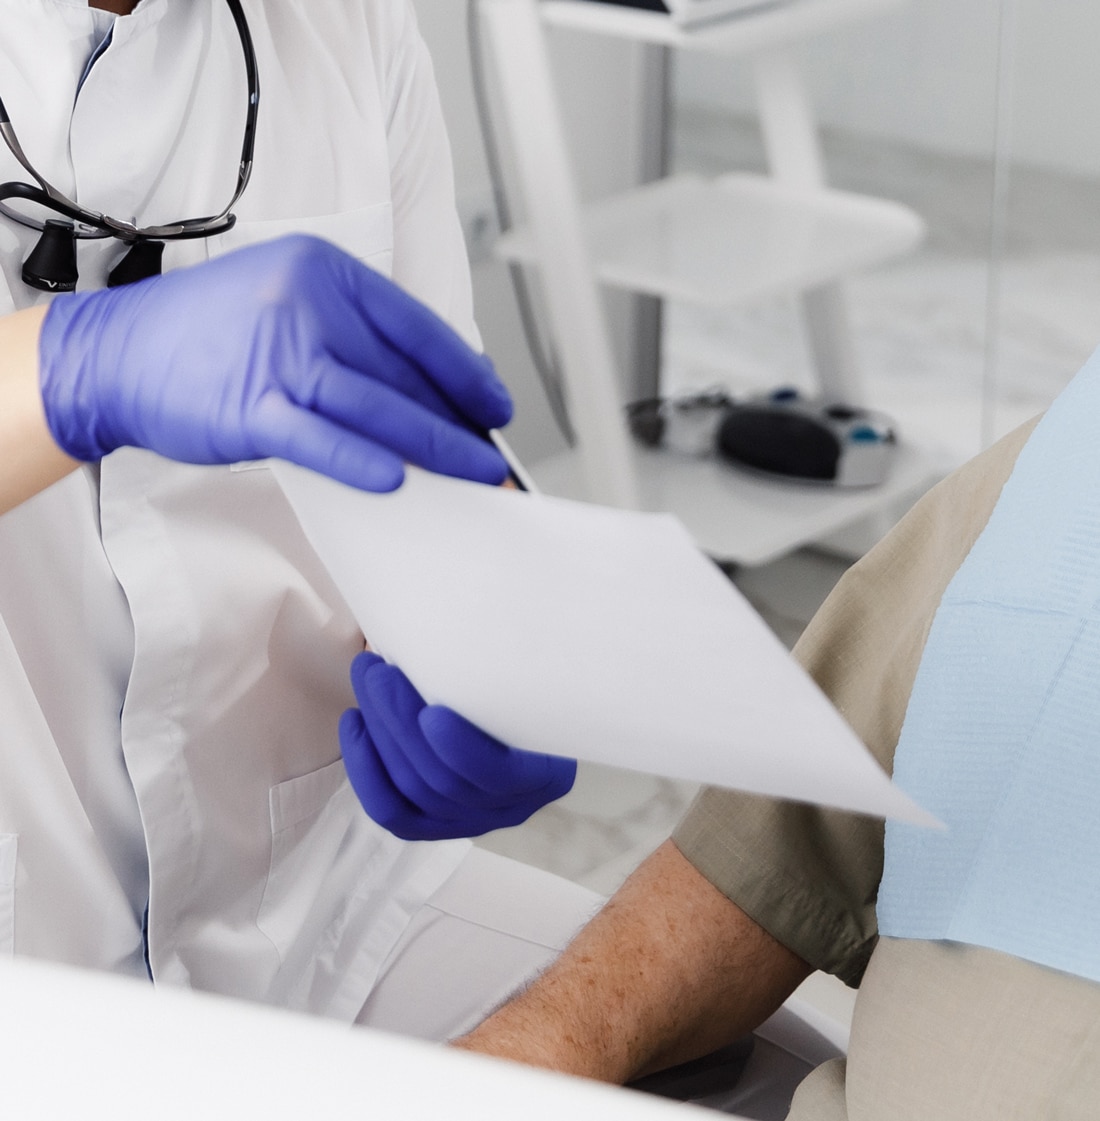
[0,0,596,1038]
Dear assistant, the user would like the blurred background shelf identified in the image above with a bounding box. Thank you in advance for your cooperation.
[496,171,925,306]
[539,0,905,53]
[529,437,942,567]
[480,0,932,548]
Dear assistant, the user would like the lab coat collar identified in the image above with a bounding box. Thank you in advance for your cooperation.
[101,0,173,38]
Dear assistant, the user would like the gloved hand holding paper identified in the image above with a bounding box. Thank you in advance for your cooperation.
[272,461,933,824]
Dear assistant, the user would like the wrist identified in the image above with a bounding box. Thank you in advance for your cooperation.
[0,305,80,513]
[38,288,123,462]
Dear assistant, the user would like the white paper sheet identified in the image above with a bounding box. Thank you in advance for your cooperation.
[272,462,934,824]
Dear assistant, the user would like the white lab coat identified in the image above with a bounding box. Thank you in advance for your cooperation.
[0,0,477,1021]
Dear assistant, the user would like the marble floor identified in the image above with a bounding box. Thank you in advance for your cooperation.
[476,108,1100,1031]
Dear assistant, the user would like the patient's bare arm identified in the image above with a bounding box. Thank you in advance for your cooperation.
[453,838,811,1084]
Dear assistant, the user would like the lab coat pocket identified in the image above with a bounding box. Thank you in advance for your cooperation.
[205,203,394,277]
[0,834,17,955]
[257,759,468,1018]
[257,758,359,962]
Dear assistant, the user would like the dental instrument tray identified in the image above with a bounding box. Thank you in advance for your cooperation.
[715,388,897,487]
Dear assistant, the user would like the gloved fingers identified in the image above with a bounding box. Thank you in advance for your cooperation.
[37,234,514,482]
[349,649,387,681]
[352,652,574,807]
[339,708,457,842]
[344,653,573,839]
[356,660,505,817]
[313,304,470,428]
[246,399,407,491]
[418,705,577,801]
[365,671,572,812]
[354,654,544,813]
[252,373,506,491]
[326,255,513,432]
[304,360,509,484]
[341,708,560,841]
[189,233,510,438]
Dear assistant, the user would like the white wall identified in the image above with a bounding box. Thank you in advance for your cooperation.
[410,0,658,465]
[1006,0,1100,177]
[676,0,1100,179]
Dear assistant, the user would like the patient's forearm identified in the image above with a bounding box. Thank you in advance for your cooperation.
[0,306,79,514]
[453,839,811,1084]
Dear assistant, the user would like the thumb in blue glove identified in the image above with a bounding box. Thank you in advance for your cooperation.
[340,652,576,841]
[38,234,513,491]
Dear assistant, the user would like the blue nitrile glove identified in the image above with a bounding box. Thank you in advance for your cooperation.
[38,235,512,490]
[340,652,577,841]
